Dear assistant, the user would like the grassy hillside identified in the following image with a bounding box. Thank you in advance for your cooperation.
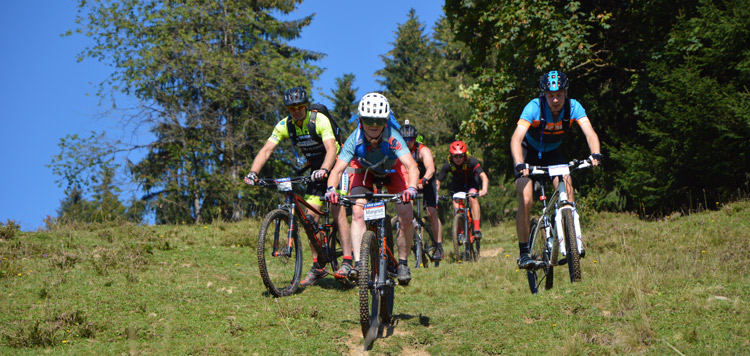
[1,201,749,355]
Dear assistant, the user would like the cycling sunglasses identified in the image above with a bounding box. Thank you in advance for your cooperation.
[286,104,306,112]
[404,137,416,142]
[451,154,466,159]
[360,117,386,126]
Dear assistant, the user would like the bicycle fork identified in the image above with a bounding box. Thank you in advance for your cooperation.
[554,205,584,257]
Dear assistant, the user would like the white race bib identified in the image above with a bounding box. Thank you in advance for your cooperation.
[275,178,292,192]
[363,201,386,221]
[548,164,570,177]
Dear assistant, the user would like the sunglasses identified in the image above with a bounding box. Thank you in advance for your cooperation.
[404,137,416,142]
[360,117,385,126]
[286,104,306,112]
[451,154,466,159]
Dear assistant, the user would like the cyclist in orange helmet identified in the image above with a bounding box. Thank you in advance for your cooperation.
[436,141,489,240]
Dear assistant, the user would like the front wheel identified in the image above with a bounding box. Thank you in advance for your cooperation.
[257,209,303,297]
[359,230,379,345]
[452,213,466,262]
[562,208,582,282]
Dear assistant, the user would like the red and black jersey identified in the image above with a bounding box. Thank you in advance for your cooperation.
[437,156,484,191]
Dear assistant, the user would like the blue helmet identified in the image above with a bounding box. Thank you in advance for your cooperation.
[540,71,569,91]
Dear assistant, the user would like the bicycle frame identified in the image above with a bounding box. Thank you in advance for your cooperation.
[452,192,477,245]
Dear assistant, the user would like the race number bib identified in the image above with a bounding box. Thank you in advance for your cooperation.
[548,164,570,177]
[363,201,386,221]
[275,178,292,192]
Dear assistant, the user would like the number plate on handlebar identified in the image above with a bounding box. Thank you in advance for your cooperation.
[548,164,570,177]
[364,201,386,221]
[452,192,467,200]
[275,178,292,192]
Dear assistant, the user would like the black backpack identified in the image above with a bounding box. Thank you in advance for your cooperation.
[538,94,571,135]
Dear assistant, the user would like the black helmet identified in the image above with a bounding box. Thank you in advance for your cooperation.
[283,87,308,106]
[400,122,418,139]
[539,71,569,91]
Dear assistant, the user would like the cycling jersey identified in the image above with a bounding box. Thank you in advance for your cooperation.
[409,142,428,179]
[437,156,484,192]
[517,98,590,152]
[268,111,338,168]
[338,126,410,176]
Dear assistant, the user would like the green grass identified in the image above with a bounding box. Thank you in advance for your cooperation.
[2,201,749,355]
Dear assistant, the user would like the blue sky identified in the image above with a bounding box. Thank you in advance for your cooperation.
[0,1,444,230]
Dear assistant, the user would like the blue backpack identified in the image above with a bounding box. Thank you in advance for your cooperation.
[349,113,402,167]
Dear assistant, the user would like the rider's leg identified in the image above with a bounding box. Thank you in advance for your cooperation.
[395,203,414,261]
[426,207,442,243]
[468,188,481,234]
[515,177,534,246]
[332,204,352,261]
[349,186,370,263]
[304,201,322,263]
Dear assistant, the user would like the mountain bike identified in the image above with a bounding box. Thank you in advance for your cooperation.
[391,196,440,268]
[525,159,593,294]
[339,191,419,350]
[256,176,346,297]
[450,192,480,262]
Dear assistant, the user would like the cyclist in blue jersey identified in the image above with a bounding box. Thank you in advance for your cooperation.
[325,92,420,284]
[511,71,602,269]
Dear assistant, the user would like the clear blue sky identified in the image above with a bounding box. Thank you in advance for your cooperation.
[0,1,445,231]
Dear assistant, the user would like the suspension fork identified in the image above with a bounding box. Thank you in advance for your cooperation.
[274,192,297,257]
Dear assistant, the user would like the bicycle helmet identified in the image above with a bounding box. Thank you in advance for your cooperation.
[449,141,467,155]
[358,92,390,119]
[283,87,308,106]
[400,121,418,139]
[539,71,569,92]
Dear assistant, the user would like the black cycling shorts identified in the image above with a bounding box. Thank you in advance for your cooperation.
[514,141,566,180]
[421,179,438,208]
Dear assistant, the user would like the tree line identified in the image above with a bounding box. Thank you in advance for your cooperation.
[49,0,750,225]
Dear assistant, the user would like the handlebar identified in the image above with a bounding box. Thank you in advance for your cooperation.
[256,176,313,187]
[528,158,593,178]
[336,193,423,207]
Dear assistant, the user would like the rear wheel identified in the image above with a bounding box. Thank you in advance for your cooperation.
[562,208,582,282]
[452,213,466,262]
[257,209,303,297]
[419,217,433,268]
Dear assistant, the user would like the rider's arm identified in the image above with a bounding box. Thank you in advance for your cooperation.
[420,146,436,180]
[478,172,489,196]
[398,153,420,188]
[249,140,278,174]
[578,121,601,166]
[510,124,530,176]
[321,138,337,172]
[326,158,349,190]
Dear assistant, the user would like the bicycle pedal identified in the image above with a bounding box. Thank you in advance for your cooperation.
[557,257,568,266]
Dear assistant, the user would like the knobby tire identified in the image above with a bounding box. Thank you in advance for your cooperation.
[257,209,302,297]
[562,208,582,282]
[452,213,466,262]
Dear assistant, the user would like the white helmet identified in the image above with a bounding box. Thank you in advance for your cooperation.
[358,92,390,119]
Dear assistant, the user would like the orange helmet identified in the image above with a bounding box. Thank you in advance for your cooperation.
[449,141,467,155]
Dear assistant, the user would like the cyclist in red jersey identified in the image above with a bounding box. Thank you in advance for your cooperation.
[436,141,489,240]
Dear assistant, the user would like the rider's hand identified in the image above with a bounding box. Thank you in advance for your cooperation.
[324,186,339,205]
[589,153,603,167]
[402,187,418,203]
[514,163,529,177]
[243,171,258,186]
[311,168,329,181]
[418,177,429,190]
[479,189,488,197]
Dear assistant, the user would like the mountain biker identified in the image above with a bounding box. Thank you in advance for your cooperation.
[436,141,489,240]
[511,71,601,269]
[243,87,352,287]
[400,122,444,261]
[325,92,420,285]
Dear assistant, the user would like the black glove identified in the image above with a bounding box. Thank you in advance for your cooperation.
[514,163,529,174]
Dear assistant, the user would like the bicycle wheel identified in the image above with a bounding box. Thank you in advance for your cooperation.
[358,230,379,342]
[419,217,433,268]
[381,216,395,321]
[562,208,582,282]
[257,209,303,297]
[327,228,352,288]
[452,213,466,262]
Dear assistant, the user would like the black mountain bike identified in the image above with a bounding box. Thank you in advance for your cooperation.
[339,192,419,350]
[391,196,440,268]
[525,159,593,294]
[256,176,345,297]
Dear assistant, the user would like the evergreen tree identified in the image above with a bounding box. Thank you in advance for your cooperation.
[324,73,358,134]
[70,0,323,223]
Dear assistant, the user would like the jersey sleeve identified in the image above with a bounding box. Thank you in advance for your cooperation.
[436,162,451,181]
[517,99,540,128]
[389,129,410,158]
[336,130,357,163]
[313,113,336,142]
[469,157,484,175]
[570,99,590,125]
[268,118,290,144]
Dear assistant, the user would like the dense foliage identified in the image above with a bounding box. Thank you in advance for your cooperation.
[52,0,750,224]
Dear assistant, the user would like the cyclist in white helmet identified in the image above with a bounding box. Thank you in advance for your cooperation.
[325,92,420,285]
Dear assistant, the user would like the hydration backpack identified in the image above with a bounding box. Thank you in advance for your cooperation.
[287,103,345,147]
